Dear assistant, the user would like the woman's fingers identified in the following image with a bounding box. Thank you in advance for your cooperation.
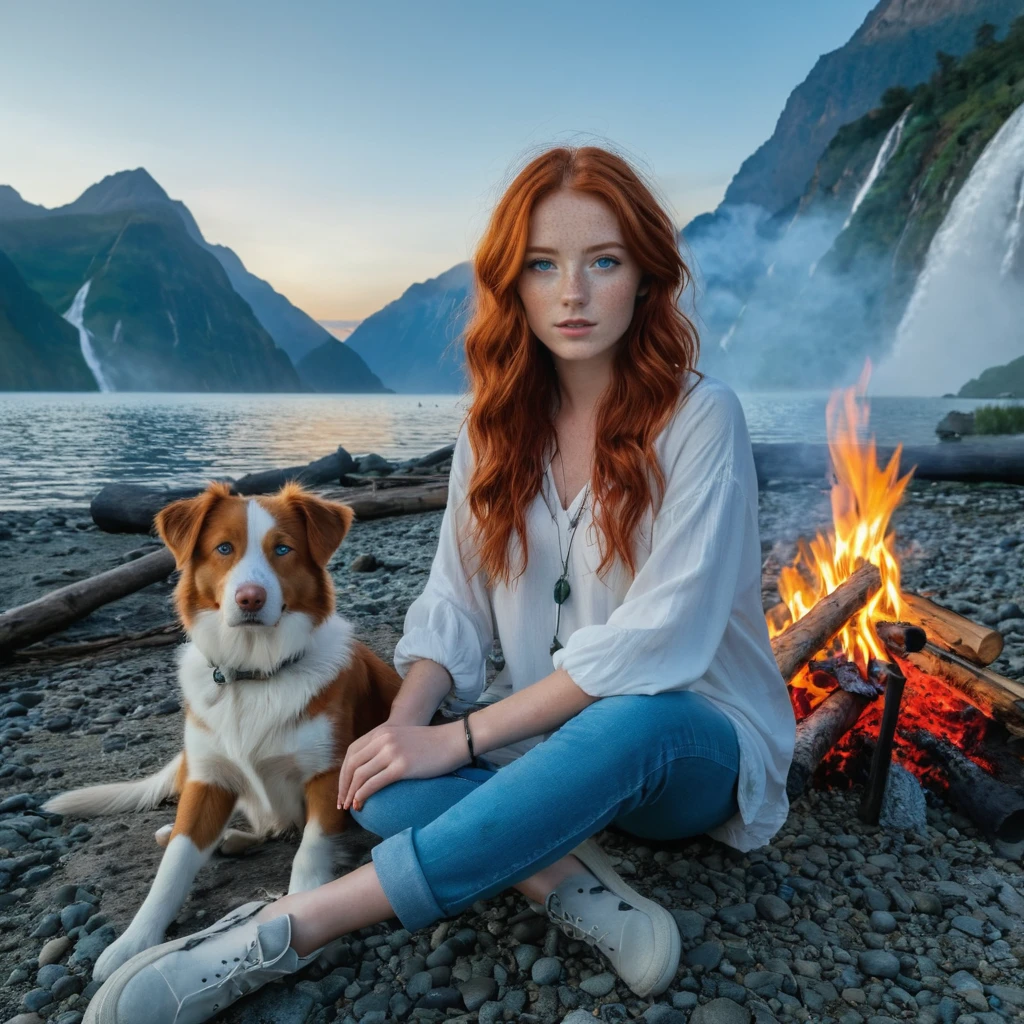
[349,755,405,810]
[337,732,378,808]
[343,749,394,810]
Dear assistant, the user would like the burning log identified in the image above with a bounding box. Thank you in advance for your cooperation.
[909,729,1024,842]
[899,591,1003,666]
[787,688,872,800]
[859,662,907,825]
[771,562,881,681]
[874,621,927,656]
[899,643,1024,738]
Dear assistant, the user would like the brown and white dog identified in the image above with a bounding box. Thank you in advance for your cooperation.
[44,480,402,981]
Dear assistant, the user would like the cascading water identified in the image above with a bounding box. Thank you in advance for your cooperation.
[871,100,1024,397]
[843,106,912,231]
[63,280,113,392]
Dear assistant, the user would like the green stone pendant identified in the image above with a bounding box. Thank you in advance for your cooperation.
[550,637,563,655]
[553,576,571,604]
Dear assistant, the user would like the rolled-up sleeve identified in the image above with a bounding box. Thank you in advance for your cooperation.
[551,461,750,698]
[393,427,493,704]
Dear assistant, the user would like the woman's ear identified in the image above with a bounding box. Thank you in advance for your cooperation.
[636,276,650,299]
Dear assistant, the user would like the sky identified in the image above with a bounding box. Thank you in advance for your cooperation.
[1,0,877,323]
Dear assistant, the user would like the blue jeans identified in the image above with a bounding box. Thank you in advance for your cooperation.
[350,690,740,932]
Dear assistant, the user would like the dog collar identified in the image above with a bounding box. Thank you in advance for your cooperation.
[207,650,307,686]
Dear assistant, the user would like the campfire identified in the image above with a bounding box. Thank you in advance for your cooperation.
[765,358,1024,841]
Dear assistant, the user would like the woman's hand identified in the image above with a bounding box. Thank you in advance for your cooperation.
[337,720,471,811]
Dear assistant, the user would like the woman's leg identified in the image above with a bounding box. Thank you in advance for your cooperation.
[266,689,739,956]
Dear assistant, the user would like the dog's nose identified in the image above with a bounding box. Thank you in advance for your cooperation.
[235,584,267,612]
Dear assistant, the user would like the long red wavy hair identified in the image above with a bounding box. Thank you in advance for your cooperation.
[460,145,703,586]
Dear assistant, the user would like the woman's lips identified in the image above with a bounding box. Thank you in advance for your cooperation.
[556,323,594,337]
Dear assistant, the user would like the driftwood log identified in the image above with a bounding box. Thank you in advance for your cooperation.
[0,549,177,659]
[898,591,1004,665]
[910,729,1024,842]
[752,437,1024,486]
[771,563,882,681]
[900,642,1024,737]
[12,623,184,662]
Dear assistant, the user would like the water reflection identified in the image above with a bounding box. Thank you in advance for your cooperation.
[0,390,1015,511]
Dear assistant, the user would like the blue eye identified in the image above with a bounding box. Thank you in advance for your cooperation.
[274,544,292,556]
[216,542,233,555]
[527,259,554,271]
[595,256,619,269]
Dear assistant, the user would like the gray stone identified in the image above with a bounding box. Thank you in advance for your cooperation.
[948,970,982,992]
[687,939,725,970]
[579,971,617,997]
[459,976,498,1011]
[643,1007,689,1024]
[879,763,928,834]
[690,997,752,1024]
[530,956,561,986]
[857,950,900,979]
[869,911,897,934]
[755,894,791,923]
[672,908,707,940]
[717,903,756,928]
[795,919,826,949]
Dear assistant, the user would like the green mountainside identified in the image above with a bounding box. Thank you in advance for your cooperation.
[0,250,95,390]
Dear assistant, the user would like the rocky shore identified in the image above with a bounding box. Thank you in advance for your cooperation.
[1,475,1024,1024]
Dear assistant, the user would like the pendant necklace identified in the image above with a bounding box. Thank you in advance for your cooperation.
[549,445,590,658]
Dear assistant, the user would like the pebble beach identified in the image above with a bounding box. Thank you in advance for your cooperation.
[1,469,1024,1024]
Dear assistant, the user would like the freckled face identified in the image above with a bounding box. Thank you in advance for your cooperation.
[516,188,648,371]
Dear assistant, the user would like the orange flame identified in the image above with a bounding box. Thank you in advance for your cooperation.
[767,358,916,696]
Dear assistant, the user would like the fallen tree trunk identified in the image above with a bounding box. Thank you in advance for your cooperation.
[771,563,882,681]
[752,438,1024,486]
[900,642,1024,738]
[0,549,177,658]
[898,591,1004,665]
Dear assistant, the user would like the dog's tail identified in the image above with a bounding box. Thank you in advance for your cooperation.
[42,751,184,817]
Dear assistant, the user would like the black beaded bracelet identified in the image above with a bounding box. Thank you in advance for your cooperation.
[463,712,475,761]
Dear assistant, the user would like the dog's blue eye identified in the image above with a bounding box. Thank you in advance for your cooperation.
[216,542,233,555]
[274,544,291,556]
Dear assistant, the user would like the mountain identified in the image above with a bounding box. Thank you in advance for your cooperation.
[958,354,1024,396]
[296,337,395,393]
[0,208,302,392]
[0,249,96,390]
[0,186,47,222]
[0,169,388,391]
[722,0,1024,216]
[345,262,474,393]
[710,17,1024,394]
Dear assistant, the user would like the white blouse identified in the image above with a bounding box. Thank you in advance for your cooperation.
[393,372,796,852]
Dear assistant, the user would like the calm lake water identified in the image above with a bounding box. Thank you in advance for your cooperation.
[0,390,1018,511]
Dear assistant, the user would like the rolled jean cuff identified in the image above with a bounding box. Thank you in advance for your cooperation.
[370,826,446,931]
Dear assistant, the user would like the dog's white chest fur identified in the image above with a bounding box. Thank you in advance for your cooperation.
[177,613,354,835]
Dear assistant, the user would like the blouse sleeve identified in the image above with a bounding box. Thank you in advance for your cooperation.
[551,380,757,697]
[393,424,494,704]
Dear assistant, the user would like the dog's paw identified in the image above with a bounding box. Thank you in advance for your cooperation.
[287,867,336,894]
[218,828,263,856]
[93,929,161,983]
[154,823,173,847]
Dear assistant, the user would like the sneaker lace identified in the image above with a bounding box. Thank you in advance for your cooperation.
[213,935,267,1005]
[546,894,610,949]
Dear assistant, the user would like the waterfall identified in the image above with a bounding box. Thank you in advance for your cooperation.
[1000,171,1024,277]
[844,106,912,230]
[63,280,114,392]
[872,100,1024,397]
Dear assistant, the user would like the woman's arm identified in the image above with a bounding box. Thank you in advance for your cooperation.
[451,667,600,760]
[387,658,455,727]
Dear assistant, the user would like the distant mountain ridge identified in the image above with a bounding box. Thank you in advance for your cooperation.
[721,0,1024,215]
[0,171,388,393]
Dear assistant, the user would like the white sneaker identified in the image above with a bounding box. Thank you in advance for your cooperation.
[544,837,681,998]
[82,900,324,1024]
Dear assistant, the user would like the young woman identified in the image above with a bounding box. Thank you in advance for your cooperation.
[83,144,796,1024]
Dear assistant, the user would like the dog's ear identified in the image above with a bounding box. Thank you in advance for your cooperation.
[155,482,233,570]
[279,483,355,566]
